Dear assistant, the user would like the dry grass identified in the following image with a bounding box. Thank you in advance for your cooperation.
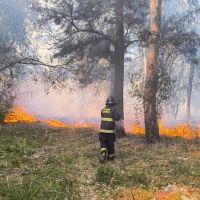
[0,124,200,199]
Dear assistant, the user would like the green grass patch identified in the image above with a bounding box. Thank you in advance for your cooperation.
[126,170,150,189]
[0,125,81,200]
[0,175,80,200]
[96,164,125,187]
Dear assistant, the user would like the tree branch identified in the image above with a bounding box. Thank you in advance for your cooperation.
[124,39,139,49]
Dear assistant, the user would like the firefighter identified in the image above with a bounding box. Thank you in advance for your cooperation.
[99,96,122,163]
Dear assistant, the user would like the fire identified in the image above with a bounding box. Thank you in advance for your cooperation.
[71,122,98,129]
[131,123,145,135]
[5,106,200,139]
[4,106,38,123]
[4,106,97,129]
[42,119,69,128]
[131,120,200,139]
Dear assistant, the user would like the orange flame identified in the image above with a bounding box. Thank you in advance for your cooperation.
[71,122,99,129]
[4,106,38,123]
[5,106,200,138]
[42,119,69,128]
[4,106,97,129]
[131,120,200,139]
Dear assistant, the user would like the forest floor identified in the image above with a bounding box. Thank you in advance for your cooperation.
[0,124,200,200]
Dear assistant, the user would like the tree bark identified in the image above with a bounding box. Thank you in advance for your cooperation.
[143,0,161,143]
[114,0,124,119]
[185,64,194,121]
[110,66,115,96]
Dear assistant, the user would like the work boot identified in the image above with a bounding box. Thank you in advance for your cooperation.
[99,152,107,163]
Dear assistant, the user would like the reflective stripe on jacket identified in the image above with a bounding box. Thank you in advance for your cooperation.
[100,107,115,134]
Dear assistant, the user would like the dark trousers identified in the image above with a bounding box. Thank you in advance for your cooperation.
[99,133,116,156]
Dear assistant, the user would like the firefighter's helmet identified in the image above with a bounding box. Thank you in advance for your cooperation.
[106,96,116,106]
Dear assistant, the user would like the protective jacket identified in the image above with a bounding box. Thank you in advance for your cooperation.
[100,105,121,134]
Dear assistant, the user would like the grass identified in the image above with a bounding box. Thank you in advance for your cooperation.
[0,124,200,199]
[96,164,124,187]
[0,124,80,200]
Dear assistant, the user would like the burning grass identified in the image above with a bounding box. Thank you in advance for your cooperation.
[131,120,200,139]
[5,106,200,140]
[4,106,98,129]
[4,106,38,123]
[0,124,200,199]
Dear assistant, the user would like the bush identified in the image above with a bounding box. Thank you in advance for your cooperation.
[0,79,15,123]
[0,101,13,123]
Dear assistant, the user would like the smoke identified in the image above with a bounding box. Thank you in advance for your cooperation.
[16,81,105,120]
[14,80,136,129]
[0,0,26,44]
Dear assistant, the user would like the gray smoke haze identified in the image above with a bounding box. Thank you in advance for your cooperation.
[15,80,136,129]
[0,0,26,43]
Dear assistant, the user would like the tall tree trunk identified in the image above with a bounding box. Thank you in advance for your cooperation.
[143,0,161,143]
[110,66,115,96]
[185,64,194,121]
[114,0,124,119]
